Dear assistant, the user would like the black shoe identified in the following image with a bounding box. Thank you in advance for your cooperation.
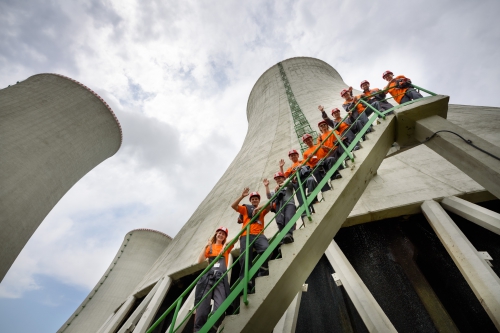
[257,266,269,277]
[283,234,294,244]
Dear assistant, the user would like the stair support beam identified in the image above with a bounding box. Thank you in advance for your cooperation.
[421,200,500,330]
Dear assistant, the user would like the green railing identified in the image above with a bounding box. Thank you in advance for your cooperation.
[146,84,437,333]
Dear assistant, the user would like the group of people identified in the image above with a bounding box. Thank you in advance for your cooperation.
[192,70,423,332]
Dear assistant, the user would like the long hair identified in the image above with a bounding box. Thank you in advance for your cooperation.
[211,230,227,245]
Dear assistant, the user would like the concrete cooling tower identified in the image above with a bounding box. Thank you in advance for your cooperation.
[0,74,122,281]
[59,57,500,333]
[58,229,173,333]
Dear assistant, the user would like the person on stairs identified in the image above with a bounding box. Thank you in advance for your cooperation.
[194,226,234,333]
[382,70,423,104]
[264,173,295,244]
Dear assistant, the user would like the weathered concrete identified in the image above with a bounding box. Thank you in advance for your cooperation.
[97,295,135,333]
[273,292,302,333]
[421,200,500,330]
[324,241,397,333]
[415,115,500,198]
[57,229,171,333]
[117,282,161,333]
[441,196,500,235]
[0,74,122,281]
[133,276,172,333]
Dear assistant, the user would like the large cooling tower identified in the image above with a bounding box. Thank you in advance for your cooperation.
[0,74,122,281]
[57,229,172,333]
[60,57,500,333]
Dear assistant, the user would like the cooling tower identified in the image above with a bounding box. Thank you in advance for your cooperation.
[57,229,172,333]
[59,57,500,332]
[0,74,122,281]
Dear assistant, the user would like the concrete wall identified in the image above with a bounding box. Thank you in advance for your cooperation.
[57,229,172,333]
[0,74,122,281]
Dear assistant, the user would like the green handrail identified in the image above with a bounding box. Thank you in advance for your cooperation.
[147,85,437,333]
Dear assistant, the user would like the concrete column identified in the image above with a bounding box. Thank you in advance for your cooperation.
[274,292,302,333]
[441,196,500,235]
[421,200,500,330]
[414,115,500,198]
[132,276,172,333]
[98,295,136,333]
[117,282,161,333]
[324,241,397,333]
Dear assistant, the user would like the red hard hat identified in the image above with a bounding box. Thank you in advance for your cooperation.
[249,192,260,200]
[360,80,370,87]
[340,89,349,97]
[288,149,299,156]
[216,226,228,235]
[318,120,328,127]
[274,172,285,179]
[382,70,393,79]
[302,133,313,142]
[331,108,340,115]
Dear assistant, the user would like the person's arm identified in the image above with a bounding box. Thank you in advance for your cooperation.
[197,238,212,263]
[279,159,285,174]
[231,188,249,212]
[263,179,272,199]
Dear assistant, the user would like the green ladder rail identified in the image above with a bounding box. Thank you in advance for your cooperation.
[146,85,438,333]
[277,62,318,153]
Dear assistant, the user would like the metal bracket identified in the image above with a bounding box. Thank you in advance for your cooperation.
[478,251,493,267]
[302,284,308,292]
[332,273,342,286]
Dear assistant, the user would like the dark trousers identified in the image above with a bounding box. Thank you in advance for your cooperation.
[193,274,227,332]
[239,234,269,282]
[293,176,317,214]
[400,88,423,104]
[275,203,296,236]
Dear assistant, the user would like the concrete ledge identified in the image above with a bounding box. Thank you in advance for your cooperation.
[441,196,500,235]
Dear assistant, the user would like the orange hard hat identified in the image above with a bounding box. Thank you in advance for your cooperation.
[302,133,313,142]
[274,172,285,179]
[331,108,340,115]
[318,120,328,127]
[360,80,370,87]
[216,226,228,235]
[249,192,260,200]
[288,149,299,156]
[382,70,393,79]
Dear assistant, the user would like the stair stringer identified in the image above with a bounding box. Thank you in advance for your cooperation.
[222,115,396,333]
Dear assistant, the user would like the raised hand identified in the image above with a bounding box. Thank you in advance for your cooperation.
[279,159,285,168]
[263,178,270,187]
[318,105,324,112]
[242,187,250,197]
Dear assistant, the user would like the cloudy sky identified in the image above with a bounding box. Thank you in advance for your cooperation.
[1,0,499,332]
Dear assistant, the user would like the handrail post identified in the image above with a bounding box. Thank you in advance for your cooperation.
[169,298,183,333]
[360,99,385,119]
[296,172,312,221]
[243,223,250,305]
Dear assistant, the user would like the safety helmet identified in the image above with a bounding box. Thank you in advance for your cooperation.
[382,70,393,79]
[331,108,340,116]
[249,192,260,200]
[288,149,299,156]
[216,226,228,236]
[318,120,328,127]
[340,89,349,97]
[302,133,313,142]
[274,172,285,179]
[360,80,370,88]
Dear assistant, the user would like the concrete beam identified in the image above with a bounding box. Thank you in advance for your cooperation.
[441,196,500,235]
[274,292,302,333]
[415,115,500,198]
[117,281,161,333]
[132,276,172,333]
[325,241,397,333]
[165,289,196,333]
[98,296,135,333]
[421,200,500,330]
[394,95,449,147]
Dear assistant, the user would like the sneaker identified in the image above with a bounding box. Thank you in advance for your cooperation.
[334,173,342,180]
[283,234,294,244]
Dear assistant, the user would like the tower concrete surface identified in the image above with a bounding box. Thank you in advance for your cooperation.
[0,74,122,281]
[59,57,500,332]
[57,229,172,333]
